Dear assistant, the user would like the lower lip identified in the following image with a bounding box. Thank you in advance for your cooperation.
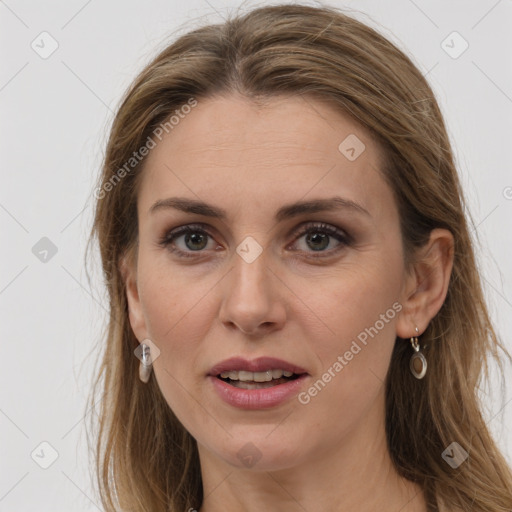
[208,374,309,410]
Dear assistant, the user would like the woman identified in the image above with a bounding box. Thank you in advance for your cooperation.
[87,4,512,511]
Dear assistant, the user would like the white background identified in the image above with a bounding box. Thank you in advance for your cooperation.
[1,1,511,510]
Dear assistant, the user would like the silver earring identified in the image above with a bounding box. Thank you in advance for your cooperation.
[139,343,153,383]
[409,327,427,379]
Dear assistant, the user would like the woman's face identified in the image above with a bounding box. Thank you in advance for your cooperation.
[127,94,412,471]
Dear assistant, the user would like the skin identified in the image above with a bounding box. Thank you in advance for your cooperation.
[122,94,454,512]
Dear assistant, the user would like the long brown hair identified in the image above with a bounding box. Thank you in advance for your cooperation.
[86,4,512,511]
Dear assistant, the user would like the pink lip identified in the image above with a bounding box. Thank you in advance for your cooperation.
[207,356,309,410]
[208,374,309,410]
[208,356,308,376]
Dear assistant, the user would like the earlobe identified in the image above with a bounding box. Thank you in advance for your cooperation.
[396,228,454,338]
[120,250,148,342]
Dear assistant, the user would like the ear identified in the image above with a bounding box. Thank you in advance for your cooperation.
[396,228,454,338]
[120,248,149,342]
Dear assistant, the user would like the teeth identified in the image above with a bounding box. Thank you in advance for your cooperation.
[219,369,295,381]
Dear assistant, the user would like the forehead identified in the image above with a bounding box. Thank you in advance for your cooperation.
[137,94,393,222]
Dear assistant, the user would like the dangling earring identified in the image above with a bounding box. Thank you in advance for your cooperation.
[409,326,427,379]
[139,343,153,383]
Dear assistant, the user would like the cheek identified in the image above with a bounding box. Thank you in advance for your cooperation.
[137,258,199,361]
[296,254,403,409]
[136,272,210,434]
[305,252,402,338]
[137,249,212,338]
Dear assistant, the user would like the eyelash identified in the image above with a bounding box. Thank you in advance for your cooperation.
[158,222,351,260]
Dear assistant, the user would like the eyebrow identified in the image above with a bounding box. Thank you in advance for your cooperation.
[149,196,371,221]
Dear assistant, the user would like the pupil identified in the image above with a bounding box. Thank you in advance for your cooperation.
[307,232,328,251]
[186,233,207,251]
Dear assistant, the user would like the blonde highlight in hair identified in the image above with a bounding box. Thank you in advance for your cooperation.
[86,4,512,511]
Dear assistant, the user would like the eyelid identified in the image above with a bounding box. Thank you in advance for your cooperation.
[158,223,218,257]
[159,221,351,258]
[287,222,351,257]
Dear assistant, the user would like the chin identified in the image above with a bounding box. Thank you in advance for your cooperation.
[214,434,310,472]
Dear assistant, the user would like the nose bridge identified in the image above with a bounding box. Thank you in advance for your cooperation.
[219,237,284,334]
[230,238,271,302]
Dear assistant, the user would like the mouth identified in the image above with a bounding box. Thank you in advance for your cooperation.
[209,356,309,390]
[216,369,305,389]
[208,357,309,409]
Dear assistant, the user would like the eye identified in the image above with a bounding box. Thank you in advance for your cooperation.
[158,223,218,258]
[158,222,351,259]
[289,222,351,258]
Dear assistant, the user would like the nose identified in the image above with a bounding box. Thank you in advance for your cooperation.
[218,246,287,337]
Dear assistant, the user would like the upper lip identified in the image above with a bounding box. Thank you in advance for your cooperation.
[208,357,308,376]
